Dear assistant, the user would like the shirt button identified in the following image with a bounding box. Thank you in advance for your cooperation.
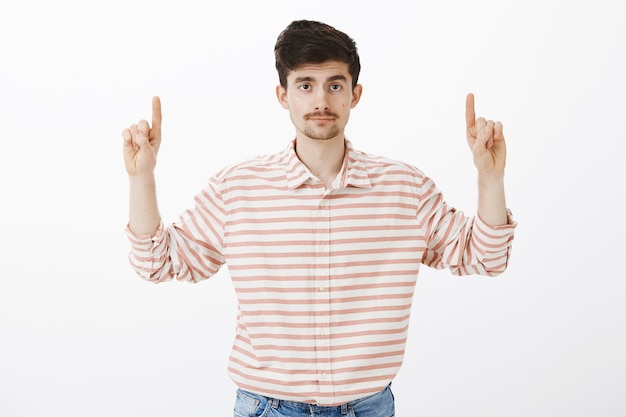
[319,329,327,336]
[319,286,325,292]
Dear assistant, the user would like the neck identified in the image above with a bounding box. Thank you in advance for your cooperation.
[294,135,345,188]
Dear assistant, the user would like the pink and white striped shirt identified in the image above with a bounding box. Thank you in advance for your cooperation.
[126,139,516,406]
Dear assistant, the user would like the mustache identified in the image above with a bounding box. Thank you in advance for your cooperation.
[305,111,339,119]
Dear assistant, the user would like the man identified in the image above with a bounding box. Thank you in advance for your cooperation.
[122,19,515,417]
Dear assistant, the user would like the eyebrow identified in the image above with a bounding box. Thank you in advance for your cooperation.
[294,75,348,84]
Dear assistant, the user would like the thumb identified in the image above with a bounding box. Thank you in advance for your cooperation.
[475,120,494,149]
[129,124,150,148]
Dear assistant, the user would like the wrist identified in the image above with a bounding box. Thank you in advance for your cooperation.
[478,170,505,185]
[128,172,156,185]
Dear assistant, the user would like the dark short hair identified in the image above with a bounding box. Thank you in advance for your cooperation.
[274,20,361,89]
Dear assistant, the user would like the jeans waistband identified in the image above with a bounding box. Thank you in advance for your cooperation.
[237,383,392,414]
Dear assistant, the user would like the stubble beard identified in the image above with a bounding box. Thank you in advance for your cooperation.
[303,112,342,141]
[303,125,340,141]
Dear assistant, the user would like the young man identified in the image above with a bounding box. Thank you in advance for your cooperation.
[122,20,515,417]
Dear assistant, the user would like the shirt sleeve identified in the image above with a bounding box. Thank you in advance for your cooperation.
[125,177,227,283]
[417,176,517,277]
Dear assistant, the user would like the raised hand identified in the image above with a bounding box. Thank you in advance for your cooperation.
[122,96,162,176]
[465,93,506,176]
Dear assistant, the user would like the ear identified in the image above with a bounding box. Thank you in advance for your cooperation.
[276,85,289,109]
[350,84,363,109]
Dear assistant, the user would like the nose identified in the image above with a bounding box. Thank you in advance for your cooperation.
[314,89,329,111]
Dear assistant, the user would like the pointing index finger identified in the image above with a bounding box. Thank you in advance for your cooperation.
[151,96,162,131]
[465,93,476,131]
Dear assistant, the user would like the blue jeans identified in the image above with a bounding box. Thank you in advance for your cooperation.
[233,384,395,417]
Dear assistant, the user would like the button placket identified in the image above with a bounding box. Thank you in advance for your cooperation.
[314,194,332,394]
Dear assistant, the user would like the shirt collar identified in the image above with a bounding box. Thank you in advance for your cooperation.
[284,139,372,190]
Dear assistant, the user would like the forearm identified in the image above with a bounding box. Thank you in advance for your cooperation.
[420,175,515,277]
[477,172,508,226]
[128,173,161,236]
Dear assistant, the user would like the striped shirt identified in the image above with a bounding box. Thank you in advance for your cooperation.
[126,139,516,406]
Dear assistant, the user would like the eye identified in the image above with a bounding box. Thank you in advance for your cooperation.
[330,84,342,91]
[299,84,311,91]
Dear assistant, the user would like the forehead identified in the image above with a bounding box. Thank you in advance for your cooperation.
[287,61,352,83]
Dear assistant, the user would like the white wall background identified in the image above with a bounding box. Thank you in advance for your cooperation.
[1,0,624,416]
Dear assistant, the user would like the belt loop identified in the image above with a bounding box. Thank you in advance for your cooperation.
[341,402,348,415]
[271,398,279,409]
